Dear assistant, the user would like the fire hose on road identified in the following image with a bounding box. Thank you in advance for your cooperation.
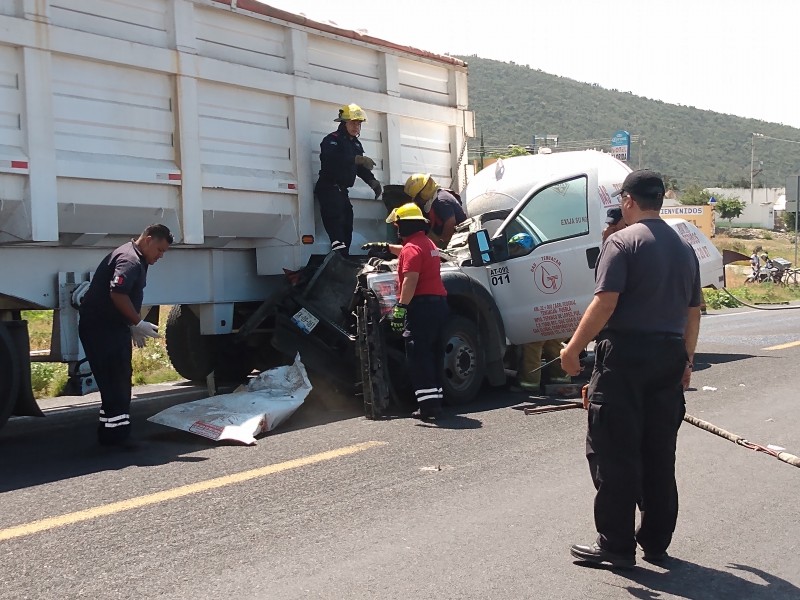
[525,397,800,469]
[523,359,800,469]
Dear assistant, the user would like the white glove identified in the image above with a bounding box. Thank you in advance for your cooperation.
[130,328,147,348]
[130,320,159,347]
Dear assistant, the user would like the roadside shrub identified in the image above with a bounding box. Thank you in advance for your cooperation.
[131,339,179,385]
[30,363,69,399]
[703,289,740,309]
[730,241,747,254]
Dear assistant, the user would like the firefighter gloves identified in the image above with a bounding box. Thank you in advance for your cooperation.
[361,242,389,252]
[390,303,407,332]
[369,179,382,199]
[355,155,376,170]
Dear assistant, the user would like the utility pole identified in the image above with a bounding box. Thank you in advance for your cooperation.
[750,132,764,204]
[638,138,646,169]
[479,129,485,171]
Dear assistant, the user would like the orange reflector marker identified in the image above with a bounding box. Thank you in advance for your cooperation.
[301,235,314,244]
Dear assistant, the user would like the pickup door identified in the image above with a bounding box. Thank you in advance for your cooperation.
[483,171,601,345]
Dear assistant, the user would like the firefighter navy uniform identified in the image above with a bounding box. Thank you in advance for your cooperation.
[79,241,149,445]
[314,123,379,256]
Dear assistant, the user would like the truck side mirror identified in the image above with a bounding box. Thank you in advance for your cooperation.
[468,229,494,266]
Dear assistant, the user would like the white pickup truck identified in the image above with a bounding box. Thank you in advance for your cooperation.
[273,150,723,416]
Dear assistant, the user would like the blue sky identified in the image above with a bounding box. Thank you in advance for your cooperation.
[265,0,800,129]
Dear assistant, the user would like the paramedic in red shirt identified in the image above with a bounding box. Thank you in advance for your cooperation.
[385,203,449,420]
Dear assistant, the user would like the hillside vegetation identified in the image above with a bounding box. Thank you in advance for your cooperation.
[459,55,800,190]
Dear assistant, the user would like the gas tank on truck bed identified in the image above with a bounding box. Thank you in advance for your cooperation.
[451,150,723,345]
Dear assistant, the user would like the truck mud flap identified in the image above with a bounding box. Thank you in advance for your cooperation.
[0,321,44,430]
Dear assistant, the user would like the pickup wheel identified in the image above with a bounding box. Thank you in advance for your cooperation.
[441,315,485,406]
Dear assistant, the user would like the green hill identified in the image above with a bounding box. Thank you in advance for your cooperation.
[459,55,800,190]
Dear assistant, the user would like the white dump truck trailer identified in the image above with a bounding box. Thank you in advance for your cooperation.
[0,0,474,429]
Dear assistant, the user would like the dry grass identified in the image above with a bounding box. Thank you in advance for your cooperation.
[714,228,799,265]
[23,308,180,399]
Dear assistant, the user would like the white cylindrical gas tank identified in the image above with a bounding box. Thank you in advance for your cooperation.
[464,150,631,218]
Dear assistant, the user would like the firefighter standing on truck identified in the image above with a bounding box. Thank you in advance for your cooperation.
[315,103,382,256]
[78,224,173,450]
[404,173,466,248]
[386,203,449,421]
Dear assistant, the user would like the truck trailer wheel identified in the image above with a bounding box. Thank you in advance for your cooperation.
[165,305,255,383]
[441,315,485,406]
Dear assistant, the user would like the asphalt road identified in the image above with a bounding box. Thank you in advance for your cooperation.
[2,306,799,599]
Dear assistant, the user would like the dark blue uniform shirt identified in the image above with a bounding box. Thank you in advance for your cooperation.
[80,241,148,329]
[317,124,376,189]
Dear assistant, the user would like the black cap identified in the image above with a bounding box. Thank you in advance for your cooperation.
[612,169,666,199]
[605,207,622,225]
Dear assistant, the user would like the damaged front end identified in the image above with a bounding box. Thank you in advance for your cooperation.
[270,251,412,419]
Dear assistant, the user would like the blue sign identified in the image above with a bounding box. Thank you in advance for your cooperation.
[611,130,631,161]
[709,196,717,205]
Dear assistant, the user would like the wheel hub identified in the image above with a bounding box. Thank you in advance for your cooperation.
[444,334,476,390]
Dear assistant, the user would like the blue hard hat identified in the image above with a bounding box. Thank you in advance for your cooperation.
[508,232,534,252]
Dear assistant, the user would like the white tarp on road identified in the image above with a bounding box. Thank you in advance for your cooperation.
[148,354,312,445]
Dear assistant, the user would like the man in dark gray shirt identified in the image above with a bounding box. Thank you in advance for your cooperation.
[80,224,173,449]
[560,170,702,569]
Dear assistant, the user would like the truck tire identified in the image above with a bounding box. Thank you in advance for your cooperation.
[441,315,485,406]
[165,304,213,381]
[0,324,21,430]
[165,305,255,383]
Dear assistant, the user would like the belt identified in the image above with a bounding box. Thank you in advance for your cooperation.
[601,330,684,341]
[317,179,348,192]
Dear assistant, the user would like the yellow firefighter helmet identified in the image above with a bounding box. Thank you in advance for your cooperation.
[385,202,429,224]
[334,103,367,122]
[403,173,434,199]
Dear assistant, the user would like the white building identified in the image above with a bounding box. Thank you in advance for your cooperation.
[705,187,785,229]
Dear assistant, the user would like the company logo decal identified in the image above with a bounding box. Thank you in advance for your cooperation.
[530,256,562,294]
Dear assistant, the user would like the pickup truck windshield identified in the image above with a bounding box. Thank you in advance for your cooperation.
[502,176,589,257]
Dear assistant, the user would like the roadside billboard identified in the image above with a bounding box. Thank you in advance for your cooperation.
[610,130,630,161]
[660,205,714,238]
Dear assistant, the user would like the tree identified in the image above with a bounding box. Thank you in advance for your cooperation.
[489,144,531,159]
[715,196,745,227]
[678,184,713,205]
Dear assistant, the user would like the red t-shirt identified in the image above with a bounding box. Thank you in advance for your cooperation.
[398,232,447,297]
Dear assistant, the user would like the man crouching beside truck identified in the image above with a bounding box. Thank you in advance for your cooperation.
[78,224,173,450]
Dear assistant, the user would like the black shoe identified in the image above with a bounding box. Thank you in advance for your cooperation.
[412,408,443,421]
[570,543,635,569]
[642,550,669,564]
